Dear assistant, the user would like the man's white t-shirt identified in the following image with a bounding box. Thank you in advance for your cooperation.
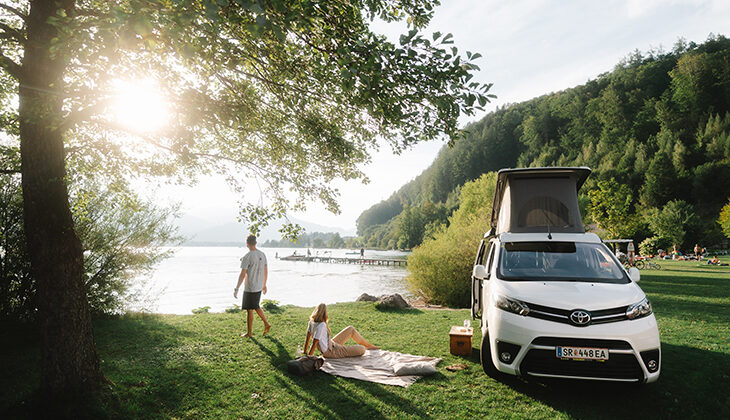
[307,320,330,353]
[240,249,267,292]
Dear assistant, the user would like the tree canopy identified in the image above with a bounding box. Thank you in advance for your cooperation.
[1,0,492,232]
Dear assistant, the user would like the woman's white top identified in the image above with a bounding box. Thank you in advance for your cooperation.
[307,320,330,353]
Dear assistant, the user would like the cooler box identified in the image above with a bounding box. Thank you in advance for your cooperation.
[449,326,473,356]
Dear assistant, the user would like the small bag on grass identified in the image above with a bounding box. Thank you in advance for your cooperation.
[287,355,324,376]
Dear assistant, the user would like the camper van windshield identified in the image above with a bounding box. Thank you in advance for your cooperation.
[498,242,629,283]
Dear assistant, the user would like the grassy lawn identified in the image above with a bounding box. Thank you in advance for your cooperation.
[1,260,728,419]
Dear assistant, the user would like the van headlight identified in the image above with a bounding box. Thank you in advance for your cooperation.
[494,295,530,316]
[625,298,652,320]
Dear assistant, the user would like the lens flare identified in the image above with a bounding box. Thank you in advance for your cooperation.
[110,79,170,133]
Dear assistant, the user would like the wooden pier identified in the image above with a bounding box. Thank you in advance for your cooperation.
[279,256,407,267]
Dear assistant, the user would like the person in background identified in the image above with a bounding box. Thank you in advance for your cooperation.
[672,244,682,260]
[234,234,271,338]
[304,303,379,358]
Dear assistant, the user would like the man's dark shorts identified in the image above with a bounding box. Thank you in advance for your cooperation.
[242,291,262,310]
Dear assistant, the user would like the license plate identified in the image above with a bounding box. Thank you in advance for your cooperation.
[556,346,609,361]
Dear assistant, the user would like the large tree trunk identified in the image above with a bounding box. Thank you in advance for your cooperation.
[19,0,102,396]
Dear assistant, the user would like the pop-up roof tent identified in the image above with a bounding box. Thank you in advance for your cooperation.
[490,167,591,235]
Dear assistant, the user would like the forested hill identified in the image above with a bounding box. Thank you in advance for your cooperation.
[357,35,730,250]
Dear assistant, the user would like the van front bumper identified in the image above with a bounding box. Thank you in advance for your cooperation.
[485,310,661,383]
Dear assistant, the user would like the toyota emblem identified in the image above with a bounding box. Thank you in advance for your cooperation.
[569,310,591,326]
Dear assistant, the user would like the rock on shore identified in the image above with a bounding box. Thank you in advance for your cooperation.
[357,293,411,309]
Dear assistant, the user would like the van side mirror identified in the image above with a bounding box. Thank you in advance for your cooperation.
[628,267,640,283]
[473,264,489,280]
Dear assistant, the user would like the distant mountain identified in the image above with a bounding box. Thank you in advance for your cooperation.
[175,214,355,245]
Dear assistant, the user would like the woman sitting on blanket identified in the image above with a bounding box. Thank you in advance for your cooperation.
[304,303,379,358]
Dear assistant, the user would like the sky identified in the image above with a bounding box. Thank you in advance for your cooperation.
[160,0,730,234]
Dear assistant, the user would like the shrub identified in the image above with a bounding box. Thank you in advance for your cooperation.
[639,236,670,256]
[225,304,242,314]
[262,299,281,311]
[406,173,496,307]
[192,306,211,314]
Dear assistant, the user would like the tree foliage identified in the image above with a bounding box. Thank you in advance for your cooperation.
[0,176,33,321]
[588,178,638,239]
[260,231,355,248]
[0,175,181,320]
[396,205,424,249]
[719,199,730,238]
[1,0,493,233]
[646,200,700,249]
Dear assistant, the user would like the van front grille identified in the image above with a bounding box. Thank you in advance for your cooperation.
[525,302,629,326]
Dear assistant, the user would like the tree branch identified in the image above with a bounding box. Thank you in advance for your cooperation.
[0,51,20,79]
[1,168,21,174]
[0,22,24,43]
[0,4,27,20]
[61,100,111,132]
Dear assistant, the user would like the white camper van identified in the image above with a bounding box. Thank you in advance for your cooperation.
[471,167,661,383]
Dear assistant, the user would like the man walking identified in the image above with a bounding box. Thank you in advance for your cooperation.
[234,235,271,337]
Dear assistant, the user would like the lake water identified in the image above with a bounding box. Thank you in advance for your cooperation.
[133,247,411,314]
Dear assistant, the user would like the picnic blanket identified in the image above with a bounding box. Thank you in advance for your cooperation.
[320,349,441,387]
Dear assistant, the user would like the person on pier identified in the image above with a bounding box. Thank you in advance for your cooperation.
[304,303,379,358]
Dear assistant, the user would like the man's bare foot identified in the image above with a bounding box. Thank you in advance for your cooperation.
[366,345,380,350]
[241,333,252,338]
[263,324,271,335]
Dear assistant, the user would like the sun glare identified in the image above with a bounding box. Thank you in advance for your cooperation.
[110,79,171,133]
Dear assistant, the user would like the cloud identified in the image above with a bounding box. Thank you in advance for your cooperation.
[624,0,726,19]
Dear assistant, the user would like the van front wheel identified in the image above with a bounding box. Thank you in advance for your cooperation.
[480,331,499,377]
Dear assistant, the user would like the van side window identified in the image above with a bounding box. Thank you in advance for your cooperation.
[477,242,492,266]
[474,240,486,265]
[485,243,496,270]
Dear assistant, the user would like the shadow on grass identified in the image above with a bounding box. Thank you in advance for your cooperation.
[96,314,213,417]
[496,343,730,419]
[2,315,213,418]
[252,336,434,419]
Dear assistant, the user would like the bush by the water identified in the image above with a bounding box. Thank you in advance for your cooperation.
[262,299,281,311]
[407,173,496,307]
[224,304,242,314]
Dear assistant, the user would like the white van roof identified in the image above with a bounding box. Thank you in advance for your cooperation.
[490,167,591,235]
[495,232,602,243]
